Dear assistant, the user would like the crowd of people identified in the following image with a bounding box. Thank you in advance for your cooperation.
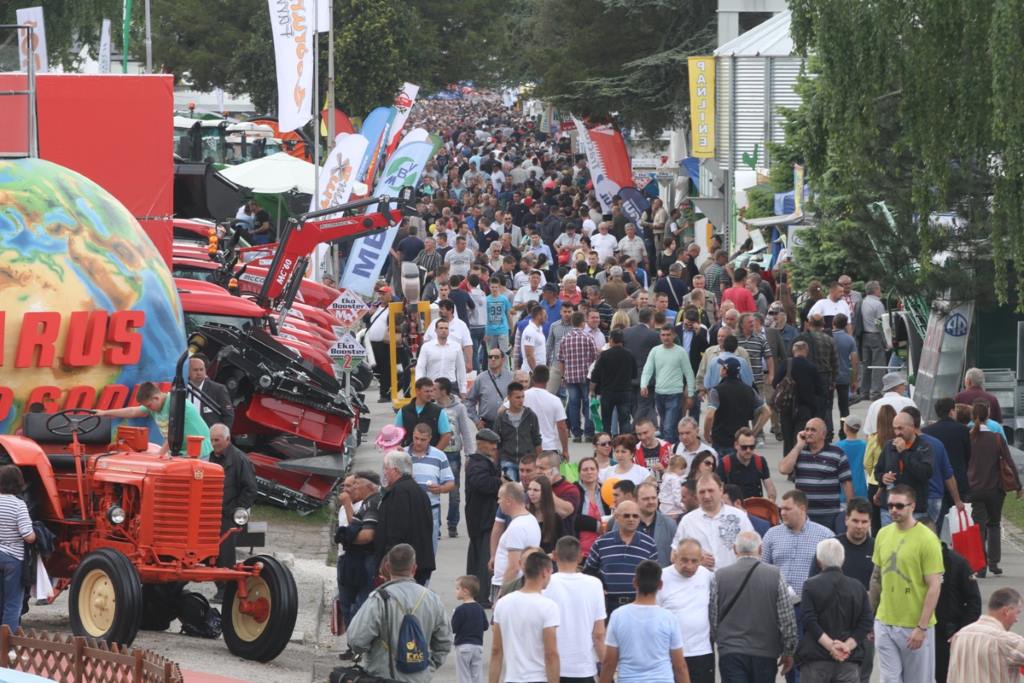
[330,95,1024,683]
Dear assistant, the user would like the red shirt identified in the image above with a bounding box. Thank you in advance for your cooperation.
[721,286,757,313]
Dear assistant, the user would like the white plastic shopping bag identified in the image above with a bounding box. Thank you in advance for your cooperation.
[34,557,53,602]
[942,502,974,545]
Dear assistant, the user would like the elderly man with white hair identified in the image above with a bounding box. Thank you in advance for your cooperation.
[208,424,257,602]
[954,366,1004,423]
[376,450,437,585]
[797,538,873,682]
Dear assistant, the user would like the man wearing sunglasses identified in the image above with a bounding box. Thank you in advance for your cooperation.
[869,485,943,683]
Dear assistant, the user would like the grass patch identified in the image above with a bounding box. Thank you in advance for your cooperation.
[1002,493,1024,531]
[250,502,334,525]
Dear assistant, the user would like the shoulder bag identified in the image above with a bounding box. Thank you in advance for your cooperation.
[718,561,760,623]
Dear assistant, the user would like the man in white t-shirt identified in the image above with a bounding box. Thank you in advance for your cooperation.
[671,473,753,570]
[490,551,560,683]
[590,222,618,263]
[807,281,852,329]
[520,307,547,372]
[524,366,569,456]
[657,538,715,683]
[423,300,474,372]
[543,536,606,680]
[491,482,542,604]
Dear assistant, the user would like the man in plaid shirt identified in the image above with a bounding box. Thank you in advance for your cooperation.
[558,311,599,442]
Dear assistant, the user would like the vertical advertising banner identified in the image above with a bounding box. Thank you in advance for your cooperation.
[98,18,112,73]
[687,56,716,158]
[268,0,314,132]
[16,6,48,73]
[310,132,370,215]
[340,140,434,295]
[385,82,420,156]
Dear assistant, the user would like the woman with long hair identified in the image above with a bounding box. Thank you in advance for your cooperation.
[686,451,718,482]
[967,400,1021,577]
[592,433,615,470]
[657,237,678,277]
[527,476,561,553]
[611,310,632,332]
[799,280,824,330]
[599,435,653,486]
[0,465,35,631]
[864,404,897,534]
[574,457,610,558]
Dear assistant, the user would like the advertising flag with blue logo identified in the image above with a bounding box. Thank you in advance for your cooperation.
[356,106,396,184]
[340,138,435,295]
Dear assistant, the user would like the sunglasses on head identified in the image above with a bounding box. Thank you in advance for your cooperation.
[888,502,910,510]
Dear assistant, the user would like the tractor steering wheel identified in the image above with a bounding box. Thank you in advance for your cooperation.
[46,409,102,438]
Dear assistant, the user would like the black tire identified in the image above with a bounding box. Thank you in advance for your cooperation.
[222,555,298,661]
[68,548,143,646]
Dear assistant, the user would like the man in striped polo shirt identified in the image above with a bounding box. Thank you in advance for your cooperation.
[584,500,658,616]
[778,417,854,530]
[406,423,456,555]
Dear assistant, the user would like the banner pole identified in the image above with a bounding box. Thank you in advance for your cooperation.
[144,0,152,73]
[312,0,321,279]
[122,0,133,73]
[326,0,336,280]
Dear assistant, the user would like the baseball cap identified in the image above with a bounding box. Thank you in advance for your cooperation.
[843,416,863,432]
[718,357,742,376]
[375,284,392,294]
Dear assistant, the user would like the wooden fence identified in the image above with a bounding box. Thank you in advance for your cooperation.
[0,627,183,683]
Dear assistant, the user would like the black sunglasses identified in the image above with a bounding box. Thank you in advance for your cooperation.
[619,513,640,519]
[596,440,611,446]
[737,444,756,451]
[888,502,910,510]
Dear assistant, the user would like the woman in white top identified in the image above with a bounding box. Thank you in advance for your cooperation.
[599,435,653,486]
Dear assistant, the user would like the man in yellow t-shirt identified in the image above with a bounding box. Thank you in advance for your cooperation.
[870,484,943,683]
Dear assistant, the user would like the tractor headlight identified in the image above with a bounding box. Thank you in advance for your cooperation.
[233,508,250,526]
[107,505,126,525]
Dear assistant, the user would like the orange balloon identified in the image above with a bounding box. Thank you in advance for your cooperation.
[601,477,621,507]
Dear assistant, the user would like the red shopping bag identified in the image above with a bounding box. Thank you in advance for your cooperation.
[951,508,987,573]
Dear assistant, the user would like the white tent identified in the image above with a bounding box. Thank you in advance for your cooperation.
[218,152,317,194]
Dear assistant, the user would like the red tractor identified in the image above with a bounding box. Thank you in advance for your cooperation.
[0,352,298,661]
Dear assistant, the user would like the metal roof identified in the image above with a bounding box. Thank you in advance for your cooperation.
[714,11,794,57]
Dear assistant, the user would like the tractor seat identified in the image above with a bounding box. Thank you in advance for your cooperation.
[21,412,113,446]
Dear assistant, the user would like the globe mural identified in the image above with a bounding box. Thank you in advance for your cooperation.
[0,157,184,433]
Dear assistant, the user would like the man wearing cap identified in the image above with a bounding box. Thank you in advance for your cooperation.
[704,357,770,456]
[365,284,394,403]
[863,372,916,437]
[464,429,503,606]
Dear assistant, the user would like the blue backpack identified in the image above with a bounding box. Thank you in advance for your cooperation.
[380,586,430,675]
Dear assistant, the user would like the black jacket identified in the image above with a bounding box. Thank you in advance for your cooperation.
[375,474,436,572]
[675,323,711,373]
[464,453,502,536]
[590,346,637,393]
[874,436,934,508]
[496,407,542,463]
[798,567,873,664]
[774,356,823,417]
[192,378,234,428]
[923,418,972,496]
[935,543,982,641]
[210,444,258,516]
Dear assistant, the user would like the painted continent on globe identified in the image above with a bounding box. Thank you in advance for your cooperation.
[0,157,184,433]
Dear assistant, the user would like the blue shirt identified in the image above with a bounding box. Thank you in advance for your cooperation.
[605,604,684,683]
[393,404,452,436]
[583,530,658,596]
[539,298,561,335]
[704,352,755,389]
[920,432,953,499]
[405,445,455,506]
[833,330,858,385]
[837,439,868,499]
[485,294,511,336]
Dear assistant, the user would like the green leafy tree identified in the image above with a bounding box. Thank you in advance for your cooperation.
[781,0,1022,308]
[522,0,717,135]
[1,0,121,71]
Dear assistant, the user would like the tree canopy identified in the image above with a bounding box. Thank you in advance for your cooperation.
[783,0,1024,309]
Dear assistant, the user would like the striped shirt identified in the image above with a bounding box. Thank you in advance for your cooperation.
[405,445,455,507]
[0,494,32,560]
[737,334,771,384]
[762,520,835,595]
[584,529,658,596]
[793,445,852,518]
[949,615,1024,682]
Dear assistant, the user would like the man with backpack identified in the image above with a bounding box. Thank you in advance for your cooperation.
[348,544,453,683]
[718,427,777,501]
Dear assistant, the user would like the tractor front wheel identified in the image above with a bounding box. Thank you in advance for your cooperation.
[222,555,297,661]
[68,549,143,646]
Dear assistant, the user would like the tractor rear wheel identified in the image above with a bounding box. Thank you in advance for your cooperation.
[68,549,143,646]
[222,555,297,661]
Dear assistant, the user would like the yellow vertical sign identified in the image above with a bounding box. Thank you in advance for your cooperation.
[688,56,716,158]
[793,164,805,214]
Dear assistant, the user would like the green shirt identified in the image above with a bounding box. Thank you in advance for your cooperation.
[872,521,943,628]
[146,397,212,460]
[640,344,696,396]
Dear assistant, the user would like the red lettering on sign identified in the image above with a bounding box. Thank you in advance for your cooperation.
[0,388,11,420]
[97,385,130,410]
[0,312,4,366]
[15,312,60,368]
[64,385,98,410]
[26,386,61,413]
[65,311,108,367]
[105,311,145,365]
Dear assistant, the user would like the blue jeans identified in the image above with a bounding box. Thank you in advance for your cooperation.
[566,382,593,438]
[655,393,682,445]
[0,552,23,632]
[470,326,486,372]
[719,653,778,683]
[446,451,462,529]
[431,505,441,556]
